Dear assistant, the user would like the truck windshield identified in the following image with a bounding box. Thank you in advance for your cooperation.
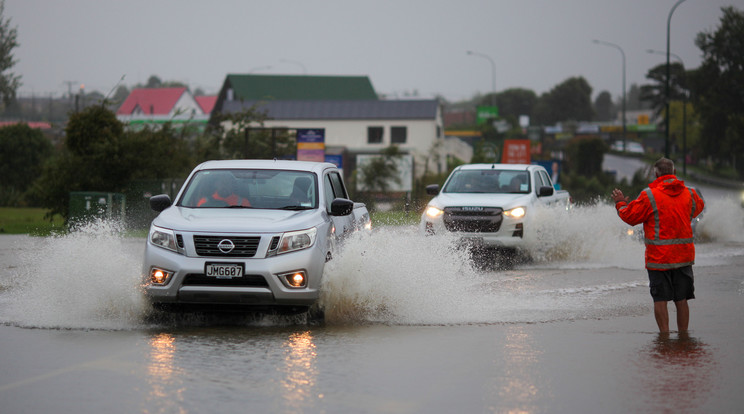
[442,170,530,194]
[178,169,318,209]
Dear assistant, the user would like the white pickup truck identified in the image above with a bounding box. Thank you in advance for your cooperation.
[420,163,570,248]
[142,159,370,317]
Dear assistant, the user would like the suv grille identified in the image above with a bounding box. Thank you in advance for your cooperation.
[443,207,503,233]
[193,235,261,257]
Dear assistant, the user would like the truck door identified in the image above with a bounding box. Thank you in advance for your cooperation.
[536,169,556,206]
[324,171,355,239]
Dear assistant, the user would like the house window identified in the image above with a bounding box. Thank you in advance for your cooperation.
[391,126,407,144]
[367,126,384,144]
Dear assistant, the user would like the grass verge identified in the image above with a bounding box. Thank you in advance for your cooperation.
[0,207,66,236]
[370,210,420,227]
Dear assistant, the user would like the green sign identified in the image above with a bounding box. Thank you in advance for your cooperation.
[476,106,499,124]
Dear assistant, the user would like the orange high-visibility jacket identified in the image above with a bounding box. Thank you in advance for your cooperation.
[615,175,705,270]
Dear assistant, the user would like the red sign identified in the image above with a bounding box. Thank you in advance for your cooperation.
[502,140,531,164]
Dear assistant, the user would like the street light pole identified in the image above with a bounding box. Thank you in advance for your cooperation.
[466,50,496,106]
[666,0,687,158]
[280,59,308,74]
[648,49,687,174]
[593,39,626,151]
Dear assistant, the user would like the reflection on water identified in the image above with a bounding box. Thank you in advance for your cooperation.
[489,326,551,414]
[280,331,319,412]
[635,332,717,412]
[146,333,186,414]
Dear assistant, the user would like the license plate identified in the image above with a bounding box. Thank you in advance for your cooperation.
[205,263,244,279]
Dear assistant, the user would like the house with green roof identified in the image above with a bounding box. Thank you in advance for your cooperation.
[212,74,446,180]
[214,74,378,106]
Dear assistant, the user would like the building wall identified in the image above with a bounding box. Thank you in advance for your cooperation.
[170,93,204,119]
[259,117,445,177]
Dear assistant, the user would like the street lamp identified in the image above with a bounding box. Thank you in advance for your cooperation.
[466,50,496,106]
[648,49,687,174]
[666,0,688,158]
[593,39,626,151]
[280,59,307,74]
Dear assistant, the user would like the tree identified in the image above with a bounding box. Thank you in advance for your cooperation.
[533,77,594,125]
[358,145,403,193]
[690,6,744,177]
[498,88,538,119]
[0,0,21,107]
[565,136,604,177]
[211,105,296,160]
[111,85,130,106]
[0,124,53,205]
[32,106,193,220]
[640,62,687,120]
[626,84,650,111]
[145,75,162,88]
[593,91,615,122]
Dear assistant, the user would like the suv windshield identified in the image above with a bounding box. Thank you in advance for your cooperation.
[442,170,530,194]
[179,169,318,209]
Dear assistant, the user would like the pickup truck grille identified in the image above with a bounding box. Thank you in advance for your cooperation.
[443,207,503,233]
[182,273,268,287]
[193,235,261,257]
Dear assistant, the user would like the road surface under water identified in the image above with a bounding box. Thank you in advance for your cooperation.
[1,192,743,413]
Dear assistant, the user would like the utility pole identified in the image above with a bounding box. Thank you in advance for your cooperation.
[63,81,77,102]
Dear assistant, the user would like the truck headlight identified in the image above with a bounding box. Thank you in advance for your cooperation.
[149,225,178,252]
[504,206,526,219]
[278,228,317,254]
[426,206,444,218]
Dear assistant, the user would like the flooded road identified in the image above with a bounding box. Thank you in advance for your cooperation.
[1,193,743,413]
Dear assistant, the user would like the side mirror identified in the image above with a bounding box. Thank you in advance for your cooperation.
[149,194,172,212]
[426,184,440,195]
[330,198,354,216]
[538,186,554,197]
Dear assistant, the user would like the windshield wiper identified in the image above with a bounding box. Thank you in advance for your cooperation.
[226,205,254,209]
[278,205,313,210]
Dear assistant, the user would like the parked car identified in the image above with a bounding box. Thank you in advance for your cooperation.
[141,160,370,317]
[610,140,645,154]
[420,163,571,249]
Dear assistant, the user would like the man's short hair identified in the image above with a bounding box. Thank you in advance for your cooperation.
[654,158,675,176]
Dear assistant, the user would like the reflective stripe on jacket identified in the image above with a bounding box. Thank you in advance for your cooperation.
[615,175,704,270]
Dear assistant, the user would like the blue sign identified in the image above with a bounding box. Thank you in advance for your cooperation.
[297,129,325,143]
[325,154,343,168]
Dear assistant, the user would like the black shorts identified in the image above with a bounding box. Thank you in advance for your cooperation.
[647,266,695,302]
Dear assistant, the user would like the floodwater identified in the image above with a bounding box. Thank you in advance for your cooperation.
[1,192,743,413]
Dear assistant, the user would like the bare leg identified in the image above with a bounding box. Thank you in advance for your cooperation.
[674,299,689,332]
[654,301,670,332]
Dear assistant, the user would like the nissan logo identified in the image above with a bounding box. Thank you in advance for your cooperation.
[217,239,235,253]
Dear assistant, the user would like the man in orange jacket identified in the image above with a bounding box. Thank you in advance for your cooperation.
[611,157,704,333]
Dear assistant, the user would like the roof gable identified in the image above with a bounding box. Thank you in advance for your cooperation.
[117,87,189,115]
[195,96,217,114]
[225,74,377,101]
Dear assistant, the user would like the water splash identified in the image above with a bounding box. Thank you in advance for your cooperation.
[696,197,744,243]
[2,198,739,329]
[319,217,649,325]
[5,219,148,329]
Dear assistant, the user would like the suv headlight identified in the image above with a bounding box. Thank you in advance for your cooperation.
[425,206,444,218]
[504,206,526,219]
[278,227,317,254]
[149,225,178,253]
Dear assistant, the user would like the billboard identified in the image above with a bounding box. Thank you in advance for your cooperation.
[296,129,325,162]
[476,106,499,124]
[502,139,531,164]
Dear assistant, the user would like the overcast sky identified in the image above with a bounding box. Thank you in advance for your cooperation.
[6,0,740,103]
